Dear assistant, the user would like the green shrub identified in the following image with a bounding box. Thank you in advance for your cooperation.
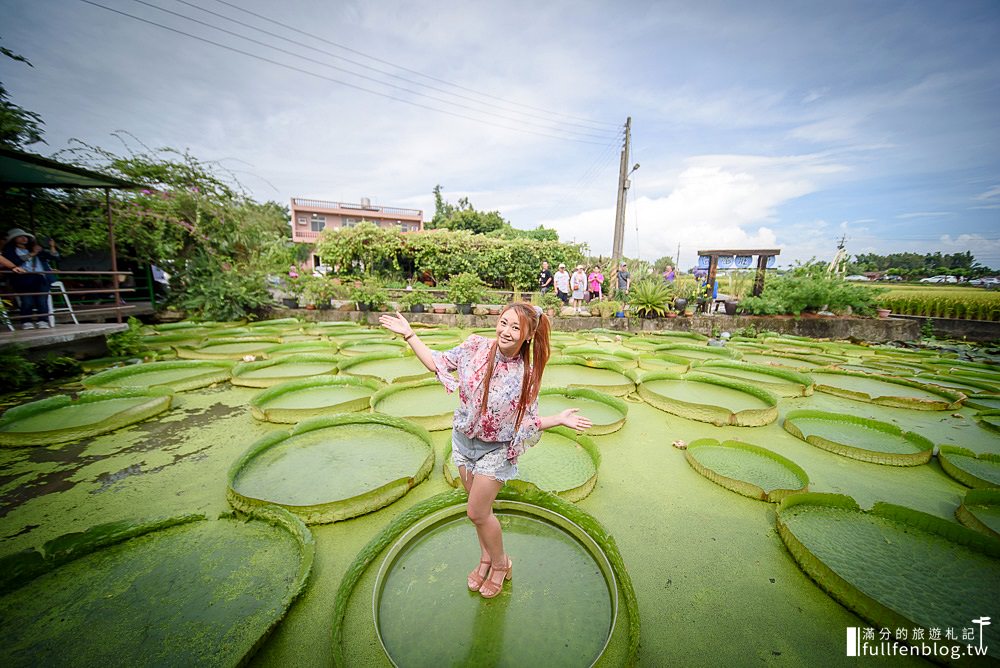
[0,345,40,391]
[739,264,882,316]
[349,281,389,309]
[399,285,432,309]
[628,279,673,317]
[446,272,488,305]
[35,353,82,380]
[107,317,145,357]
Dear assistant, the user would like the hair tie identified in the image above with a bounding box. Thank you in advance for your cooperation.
[533,305,543,317]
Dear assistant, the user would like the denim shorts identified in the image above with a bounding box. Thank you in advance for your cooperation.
[451,429,518,483]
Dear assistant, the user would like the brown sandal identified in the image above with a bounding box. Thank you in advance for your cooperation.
[479,556,512,599]
[467,558,491,591]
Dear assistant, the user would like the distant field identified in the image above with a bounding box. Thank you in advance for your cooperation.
[862,283,1000,320]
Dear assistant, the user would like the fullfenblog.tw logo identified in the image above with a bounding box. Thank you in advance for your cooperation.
[846,617,991,660]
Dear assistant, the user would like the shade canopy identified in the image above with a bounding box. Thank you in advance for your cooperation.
[0,147,142,190]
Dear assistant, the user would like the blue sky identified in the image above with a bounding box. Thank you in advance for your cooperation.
[3,0,999,268]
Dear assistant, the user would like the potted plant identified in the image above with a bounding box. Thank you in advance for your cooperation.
[628,279,672,318]
[539,291,564,317]
[350,281,389,312]
[399,285,432,313]
[301,275,348,310]
[446,272,488,315]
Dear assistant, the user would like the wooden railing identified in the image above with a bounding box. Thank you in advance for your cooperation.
[1,270,136,325]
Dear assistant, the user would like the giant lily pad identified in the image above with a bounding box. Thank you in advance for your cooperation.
[776,493,1000,661]
[956,488,1000,539]
[694,360,814,397]
[685,439,809,502]
[338,352,435,384]
[370,379,460,431]
[541,357,636,396]
[175,337,282,360]
[739,352,828,370]
[638,372,778,426]
[338,339,408,357]
[636,352,692,374]
[975,409,1000,435]
[808,369,964,410]
[0,389,173,447]
[782,410,934,466]
[965,394,1000,411]
[443,427,601,502]
[81,360,234,392]
[332,487,639,668]
[652,342,741,362]
[937,446,1000,488]
[228,414,434,524]
[231,354,340,388]
[249,375,382,423]
[0,507,313,667]
[538,387,628,435]
[264,341,340,358]
[559,346,640,368]
[912,373,1000,395]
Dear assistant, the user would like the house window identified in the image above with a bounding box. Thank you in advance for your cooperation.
[343,217,362,228]
[297,217,307,226]
[310,214,326,232]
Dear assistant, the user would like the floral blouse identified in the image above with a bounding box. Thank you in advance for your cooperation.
[431,335,542,462]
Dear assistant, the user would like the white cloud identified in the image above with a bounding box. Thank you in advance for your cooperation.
[895,211,955,219]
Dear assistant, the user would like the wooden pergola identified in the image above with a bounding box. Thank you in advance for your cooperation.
[696,248,781,297]
[0,147,145,323]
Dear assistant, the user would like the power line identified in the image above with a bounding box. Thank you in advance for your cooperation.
[208,0,620,132]
[123,0,618,142]
[170,0,621,139]
[78,0,613,145]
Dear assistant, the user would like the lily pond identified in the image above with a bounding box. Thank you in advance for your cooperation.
[1,318,998,666]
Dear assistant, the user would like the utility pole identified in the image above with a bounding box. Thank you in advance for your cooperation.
[676,243,681,269]
[611,117,635,270]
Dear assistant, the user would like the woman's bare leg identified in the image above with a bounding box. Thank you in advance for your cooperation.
[467,474,505,565]
[459,466,492,583]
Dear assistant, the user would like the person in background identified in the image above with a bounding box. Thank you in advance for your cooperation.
[538,260,553,295]
[662,265,675,282]
[553,263,571,304]
[2,228,57,329]
[588,265,604,302]
[288,264,299,279]
[570,264,587,313]
[615,262,631,298]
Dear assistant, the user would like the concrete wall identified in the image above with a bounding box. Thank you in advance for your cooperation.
[891,314,1000,342]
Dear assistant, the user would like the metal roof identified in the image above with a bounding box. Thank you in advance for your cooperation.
[0,147,143,189]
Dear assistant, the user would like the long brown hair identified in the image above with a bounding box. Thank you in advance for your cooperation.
[479,303,552,430]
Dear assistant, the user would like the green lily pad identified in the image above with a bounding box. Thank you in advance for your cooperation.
[636,352,692,374]
[374,500,615,667]
[0,389,173,447]
[338,339,408,357]
[783,410,934,466]
[370,379,459,431]
[956,489,1000,539]
[685,439,809,502]
[0,508,313,667]
[964,394,1000,411]
[332,487,639,668]
[539,387,628,435]
[912,373,1000,395]
[776,493,1000,661]
[175,337,282,360]
[541,357,636,396]
[694,360,814,397]
[264,341,340,357]
[638,372,778,426]
[739,353,828,370]
[937,446,1000,488]
[231,354,340,388]
[975,410,1000,435]
[808,369,964,410]
[250,375,383,423]
[559,346,640,368]
[228,414,434,524]
[81,360,234,392]
[338,352,435,384]
[652,342,741,362]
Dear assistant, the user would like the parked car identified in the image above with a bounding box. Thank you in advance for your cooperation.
[844,275,870,282]
[969,277,1000,287]
[878,275,903,282]
[919,275,958,283]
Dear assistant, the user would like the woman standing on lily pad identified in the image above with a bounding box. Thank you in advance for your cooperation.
[380,303,592,599]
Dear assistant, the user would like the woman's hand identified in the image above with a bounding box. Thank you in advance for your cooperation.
[558,408,592,432]
[379,311,413,338]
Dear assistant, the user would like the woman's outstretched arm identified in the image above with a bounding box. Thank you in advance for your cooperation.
[378,311,437,372]
[539,408,592,432]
